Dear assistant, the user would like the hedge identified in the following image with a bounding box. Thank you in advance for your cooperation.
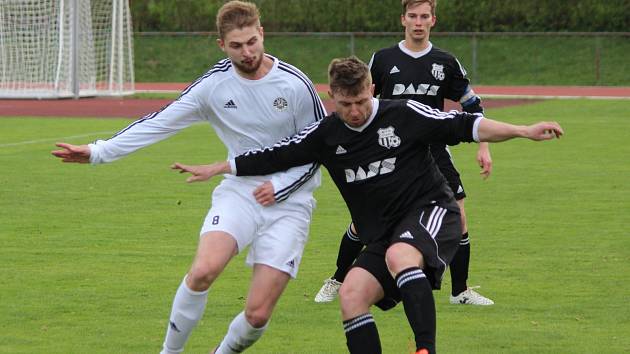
[131,0,630,32]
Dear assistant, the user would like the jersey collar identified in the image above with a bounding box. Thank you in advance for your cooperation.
[398,40,433,59]
[343,98,380,132]
[230,54,279,84]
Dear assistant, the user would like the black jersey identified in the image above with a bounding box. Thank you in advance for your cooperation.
[369,41,475,111]
[234,98,482,244]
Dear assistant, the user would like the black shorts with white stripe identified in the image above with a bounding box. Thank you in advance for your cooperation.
[430,144,466,200]
[352,200,461,310]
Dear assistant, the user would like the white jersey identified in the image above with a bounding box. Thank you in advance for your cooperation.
[89,55,326,202]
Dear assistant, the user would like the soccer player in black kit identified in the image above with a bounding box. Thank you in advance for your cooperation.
[315,0,494,306]
[171,56,563,354]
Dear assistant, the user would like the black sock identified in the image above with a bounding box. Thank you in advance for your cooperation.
[343,313,381,354]
[450,232,470,296]
[396,267,436,354]
[332,224,363,282]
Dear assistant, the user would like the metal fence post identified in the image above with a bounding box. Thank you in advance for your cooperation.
[471,33,478,83]
[71,0,79,99]
[595,36,601,85]
[349,32,355,56]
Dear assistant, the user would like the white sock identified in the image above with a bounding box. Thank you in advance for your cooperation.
[160,276,209,354]
[215,311,268,354]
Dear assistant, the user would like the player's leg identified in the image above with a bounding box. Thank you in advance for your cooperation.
[214,264,290,354]
[449,197,471,296]
[315,222,362,303]
[385,243,436,354]
[161,181,258,354]
[161,231,238,354]
[214,196,313,353]
[333,223,362,282]
[448,198,493,305]
[434,146,493,305]
[339,266,385,354]
[385,202,463,354]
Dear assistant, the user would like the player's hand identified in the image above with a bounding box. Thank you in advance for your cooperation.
[171,162,230,183]
[51,142,91,163]
[477,143,492,180]
[525,122,564,141]
[253,181,276,207]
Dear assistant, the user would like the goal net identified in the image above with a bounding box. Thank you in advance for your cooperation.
[0,0,134,98]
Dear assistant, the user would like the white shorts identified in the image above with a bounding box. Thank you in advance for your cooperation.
[200,178,315,278]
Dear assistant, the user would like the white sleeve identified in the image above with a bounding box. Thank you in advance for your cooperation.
[269,77,327,202]
[89,90,205,164]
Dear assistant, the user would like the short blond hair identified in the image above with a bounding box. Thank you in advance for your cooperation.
[401,0,436,16]
[328,56,372,96]
[216,1,261,39]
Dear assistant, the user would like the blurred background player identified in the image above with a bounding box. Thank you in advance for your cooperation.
[315,0,494,306]
[52,1,326,353]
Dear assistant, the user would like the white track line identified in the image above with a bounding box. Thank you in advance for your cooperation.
[0,131,115,148]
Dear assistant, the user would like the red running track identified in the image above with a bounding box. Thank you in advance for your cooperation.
[1,84,628,119]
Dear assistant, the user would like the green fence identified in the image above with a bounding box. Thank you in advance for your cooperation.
[134,32,630,86]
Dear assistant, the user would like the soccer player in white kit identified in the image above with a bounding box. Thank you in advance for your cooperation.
[51,2,326,353]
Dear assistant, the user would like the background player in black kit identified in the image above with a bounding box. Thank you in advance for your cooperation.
[315,0,494,306]
[170,57,563,354]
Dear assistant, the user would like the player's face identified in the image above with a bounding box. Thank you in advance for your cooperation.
[330,83,375,128]
[401,2,436,43]
[218,25,265,75]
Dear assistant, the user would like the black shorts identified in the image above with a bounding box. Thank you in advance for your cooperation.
[431,144,466,200]
[352,201,462,311]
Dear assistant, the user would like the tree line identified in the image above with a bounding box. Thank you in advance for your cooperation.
[131,0,630,32]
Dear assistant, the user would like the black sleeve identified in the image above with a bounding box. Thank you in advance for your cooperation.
[404,100,480,146]
[444,56,484,114]
[369,53,383,97]
[235,121,323,176]
[443,56,471,103]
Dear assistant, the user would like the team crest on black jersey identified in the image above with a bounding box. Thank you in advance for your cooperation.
[377,126,401,149]
[273,97,288,111]
[431,63,445,81]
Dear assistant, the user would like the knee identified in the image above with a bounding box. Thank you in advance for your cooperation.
[244,307,271,328]
[187,263,222,291]
[385,243,423,276]
[339,283,370,317]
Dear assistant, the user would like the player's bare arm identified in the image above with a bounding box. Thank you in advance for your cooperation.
[172,162,276,206]
[478,119,564,142]
[477,142,492,179]
[171,161,231,183]
[51,142,91,163]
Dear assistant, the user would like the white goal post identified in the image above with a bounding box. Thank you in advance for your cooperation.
[0,0,134,98]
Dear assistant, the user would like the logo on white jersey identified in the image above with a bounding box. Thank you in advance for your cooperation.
[273,97,288,111]
[224,99,237,109]
[431,63,445,81]
[377,126,401,149]
[399,231,414,240]
[345,157,396,183]
[392,83,440,96]
[286,259,295,268]
[389,66,400,74]
[336,145,347,155]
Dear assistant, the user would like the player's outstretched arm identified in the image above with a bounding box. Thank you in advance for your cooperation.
[478,119,563,142]
[171,161,231,183]
[51,143,91,163]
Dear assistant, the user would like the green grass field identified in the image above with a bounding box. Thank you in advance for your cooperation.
[1,99,629,353]
[134,34,630,86]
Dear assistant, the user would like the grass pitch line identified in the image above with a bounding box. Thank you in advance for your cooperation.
[0,131,115,148]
